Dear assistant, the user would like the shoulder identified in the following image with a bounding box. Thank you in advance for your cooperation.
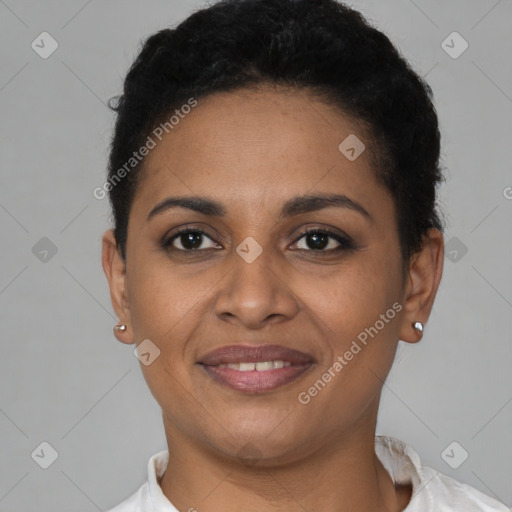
[418,465,510,511]
[104,450,172,512]
[104,483,147,512]
[375,436,509,511]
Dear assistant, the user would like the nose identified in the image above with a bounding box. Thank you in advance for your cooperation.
[213,244,300,330]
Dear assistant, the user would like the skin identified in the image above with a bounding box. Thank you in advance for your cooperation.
[102,85,444,512]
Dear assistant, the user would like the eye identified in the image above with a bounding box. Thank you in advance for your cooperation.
[292,228,354,253]
[163,227,221,252]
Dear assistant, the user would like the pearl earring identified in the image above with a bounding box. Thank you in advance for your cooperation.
[412,321,423,333]
[113,323,127,334]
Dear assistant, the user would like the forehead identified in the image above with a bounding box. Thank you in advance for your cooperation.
[132,87,391,219]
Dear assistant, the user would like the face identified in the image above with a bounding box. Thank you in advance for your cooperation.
[103,86,443,465]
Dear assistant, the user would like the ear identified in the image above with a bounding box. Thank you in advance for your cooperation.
[399,228,444,344]
[101,229,135,345]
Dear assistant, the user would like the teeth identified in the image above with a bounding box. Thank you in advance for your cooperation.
[217,360,292,371]
[256,361,273,371]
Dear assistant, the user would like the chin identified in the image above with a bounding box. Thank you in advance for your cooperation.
[209,422,310,465]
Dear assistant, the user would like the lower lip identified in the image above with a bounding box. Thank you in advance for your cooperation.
[200,363,313,393]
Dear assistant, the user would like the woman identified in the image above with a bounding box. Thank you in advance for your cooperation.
[101,0,509,510]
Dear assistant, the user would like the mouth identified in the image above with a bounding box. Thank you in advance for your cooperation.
[197,344,315,393]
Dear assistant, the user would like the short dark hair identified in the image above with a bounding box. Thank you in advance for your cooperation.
[107,0,445,269]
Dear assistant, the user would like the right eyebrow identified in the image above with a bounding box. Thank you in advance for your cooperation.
[147,197,226,221]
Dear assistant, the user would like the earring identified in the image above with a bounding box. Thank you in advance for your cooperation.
[113,323,127,334]
[412,321,423,333]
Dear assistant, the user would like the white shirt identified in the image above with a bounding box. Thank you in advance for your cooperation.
[106,435,510,511]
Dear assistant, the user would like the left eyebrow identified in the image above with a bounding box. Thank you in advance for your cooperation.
[279,193,372,222]
[147,193,372,223]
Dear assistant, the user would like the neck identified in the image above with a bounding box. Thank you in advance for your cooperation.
[159,404,410,512]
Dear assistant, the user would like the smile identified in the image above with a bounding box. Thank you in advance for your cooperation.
[198,343,315,393]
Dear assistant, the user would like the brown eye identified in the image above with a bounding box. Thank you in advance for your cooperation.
[163,229,221,252]
[292,229,354,253]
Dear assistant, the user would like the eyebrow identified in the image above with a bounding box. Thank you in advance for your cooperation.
[147,193,372,222]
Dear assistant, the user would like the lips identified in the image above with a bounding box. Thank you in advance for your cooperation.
[198,344,314,366]
[198,344,315,393]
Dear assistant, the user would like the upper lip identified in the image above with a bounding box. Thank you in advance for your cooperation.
[198,344,315,366]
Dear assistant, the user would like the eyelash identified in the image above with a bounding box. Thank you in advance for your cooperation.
[162,227,355,255]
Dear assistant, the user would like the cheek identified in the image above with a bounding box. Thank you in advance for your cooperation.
[296,273,400,425]
[126,255,208,338]
[126,259,216,392]
[300,253,400,332]
[127,267,204,416]
[296,252,402,387]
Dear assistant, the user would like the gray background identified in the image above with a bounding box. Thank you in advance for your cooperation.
[1,0,511,510]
